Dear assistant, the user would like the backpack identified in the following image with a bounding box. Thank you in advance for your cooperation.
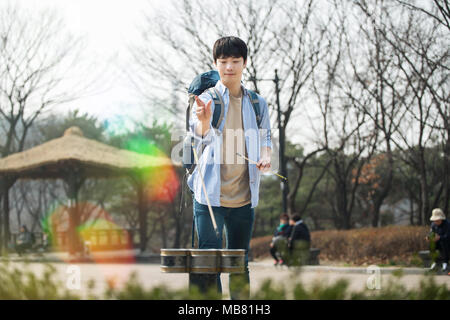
[182,70,262,175]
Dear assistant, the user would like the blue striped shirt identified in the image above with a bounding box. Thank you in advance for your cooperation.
[187,80,272,208]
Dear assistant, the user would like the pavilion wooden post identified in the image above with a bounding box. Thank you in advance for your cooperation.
[129,172,148,253]
[63,165,85,256]
[0,127,174,256]
[137,182,148,253]
[0,176,17,254]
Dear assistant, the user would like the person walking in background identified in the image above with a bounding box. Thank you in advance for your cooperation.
[426,208,449,272]
[269,213,291,266]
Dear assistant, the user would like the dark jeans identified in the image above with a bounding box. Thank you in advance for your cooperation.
[270,246,278,261]
[190,198,255,299]
[434,239,449,263]
[270,236,288,262]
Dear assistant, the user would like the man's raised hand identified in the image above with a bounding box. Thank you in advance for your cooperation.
[195,96,212,123]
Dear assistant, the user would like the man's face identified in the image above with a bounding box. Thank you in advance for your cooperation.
[434,219,443,226]
[214,56,246,87]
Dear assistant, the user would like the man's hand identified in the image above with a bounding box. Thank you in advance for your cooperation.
[434,234,440,242]
[257,156,271,172]
[257,147,271,172]
[194,96,213,137]
[195,96,212,123]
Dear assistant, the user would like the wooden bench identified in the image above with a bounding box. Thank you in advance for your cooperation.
[282,246,320,266]
[419,250,432,268]
[418,250,443,268]
[308,248,320,265]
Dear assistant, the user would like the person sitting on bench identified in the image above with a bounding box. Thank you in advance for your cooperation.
[15,225,34,256]
[269,213,291,266]
[286,213,311,266]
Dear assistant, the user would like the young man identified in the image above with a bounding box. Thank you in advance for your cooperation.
[187,36,272,299]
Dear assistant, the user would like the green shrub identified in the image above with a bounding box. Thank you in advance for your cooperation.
[251,226,430,266]
[0,262,79,300]
[104,272,221,300]
[0,262,448,300]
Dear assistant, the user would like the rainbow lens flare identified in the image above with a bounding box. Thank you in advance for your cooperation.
[124,136,180,203]
[41,202,135,263]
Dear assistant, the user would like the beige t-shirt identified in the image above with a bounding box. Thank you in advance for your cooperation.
[220,90,251,207]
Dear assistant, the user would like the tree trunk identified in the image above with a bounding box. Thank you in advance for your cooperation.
[443,138,450,214]
[336,180,351,230]
[172,212,182,248]
[0,194,3,253]
[409,192,415,226]
[420,175,430,225]
[417,190,423,226]
[137,183,148,253]
[371,146,394,227]
[160,214,168,249]
[371,205,380,228]
[0,177,16,253]
[279,125,289,214]
[3,186,10,250]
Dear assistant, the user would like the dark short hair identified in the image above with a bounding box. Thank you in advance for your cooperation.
[290,213,302,222]
[279,213,289,221]
[213,36,247,63]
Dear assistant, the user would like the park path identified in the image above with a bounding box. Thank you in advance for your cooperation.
[4,259,449,299]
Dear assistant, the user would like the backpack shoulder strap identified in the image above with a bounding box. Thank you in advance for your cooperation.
[208,87,225,129]
[185,88,223,176]
[247,90,262,128]
[187,94,196,131]
[190,88,260,131]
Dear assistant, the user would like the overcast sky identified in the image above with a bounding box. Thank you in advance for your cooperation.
[4,0,438,151]
[9,0,165,126]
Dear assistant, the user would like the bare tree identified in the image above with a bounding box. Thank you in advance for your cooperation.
[131,0,327,216]
[343,0,413,227]
[269,0,327,212]
[310,1,379,229]
[395,0,450,30]
[286,147,329,215]
[375,1,449,223]
[0,4,99,250]
[128,0,280,120]
[0,5,92,157]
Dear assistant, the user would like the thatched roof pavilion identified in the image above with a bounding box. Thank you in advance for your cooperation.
[0,126,175,256]
[0,126,172,178]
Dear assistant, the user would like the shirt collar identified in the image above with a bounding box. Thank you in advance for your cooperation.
[295,220,303,226]
[215,80,248,97]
